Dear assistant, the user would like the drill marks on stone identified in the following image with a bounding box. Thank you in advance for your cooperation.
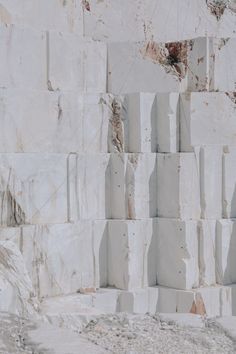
[126,154,138,219]
[141,40,189,80]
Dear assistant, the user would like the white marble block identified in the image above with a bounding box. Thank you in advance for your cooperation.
[157,285,232,317]
[107,41,187,94]
[0,153,68,225]
[110,153,157,219]
[198,220,216,286]
[0,240,38,316]
[156,93,180,153]
[21,221,108,298]
[0,89,84,153]
[0,25,47,90]
[157,153,200,219]
[0,0,83,34]
[200,146,222,219]
[126,93,157,152]
[180,92,236,151]
[216,220,236,285]
[188,37,236,92]
[156,218,199,290]
[230,284,236,316]
[223,148,236,218]
[70,153,111,220]
[83,1,236,43]
[82,94,111,153]
[48,31,107,92]
[108,219,157,290]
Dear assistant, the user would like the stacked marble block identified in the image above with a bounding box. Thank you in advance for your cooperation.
[0,18,236,318]
[106,36,236,316]
[0,22,110,310]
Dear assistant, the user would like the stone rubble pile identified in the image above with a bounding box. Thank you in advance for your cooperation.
[0,0,236,320]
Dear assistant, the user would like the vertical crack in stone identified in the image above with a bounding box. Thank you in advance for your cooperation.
[109,97,125,153]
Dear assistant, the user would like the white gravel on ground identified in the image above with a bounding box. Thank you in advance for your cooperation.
[0,312,236,354]
[81,313,236,354]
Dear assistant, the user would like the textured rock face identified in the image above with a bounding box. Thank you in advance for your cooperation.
[0,1,235,320]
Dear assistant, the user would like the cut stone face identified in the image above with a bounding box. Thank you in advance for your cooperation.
[188,37,236,92]
[0,240,38,316]
[108,219,157,290]
[223,148,236,218]
[180,92,236,151]
[107,41,187,94]
[21,221,108,298]
[69,153,111,220]
[0,0,83,34]
[157,153,200,219]
[0,25,47,90]
[198,220,216,286]
[48,31,107,92]
[125,93,157,152]
[200,146,222,219]
[110,153,157,219]
[157,218,199,290]
[156,93,179,153]
[157,285,232,317]
[0,153,68,226]
[216,220,236,285]
[84,0,236,42]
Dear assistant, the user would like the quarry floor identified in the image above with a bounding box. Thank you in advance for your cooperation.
[0,312,236,354]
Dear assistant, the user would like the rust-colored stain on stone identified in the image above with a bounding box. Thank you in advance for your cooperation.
[141,40,189,81]
[190,294,206,316]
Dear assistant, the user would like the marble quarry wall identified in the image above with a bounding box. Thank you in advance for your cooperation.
[0,0,236,318]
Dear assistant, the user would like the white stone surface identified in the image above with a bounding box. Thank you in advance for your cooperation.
[180,93,236,151]
[72,154,111,220]
[0,25,47,90]
[200,146,222,219]
[126,93,157,152]
[230,284,236,315]
[108,219,157,290]
[84,0,236,42]
[198,220,216,286]
[223,148,236,218]
[158,285,232,317]
[0,0,83,34]
[156,93,179,153]
[216,220,236,285]
[107,41,186,94]
[21,221,108,298]
[157,153,200,219]
[0,240,38,317]
[156,218,199,290]
[186,37,236,92]
[48,31,106,92]
[110,153,157,219]
[0,153,68,225]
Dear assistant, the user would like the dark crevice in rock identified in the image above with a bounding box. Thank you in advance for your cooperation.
[141,40,191,81]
